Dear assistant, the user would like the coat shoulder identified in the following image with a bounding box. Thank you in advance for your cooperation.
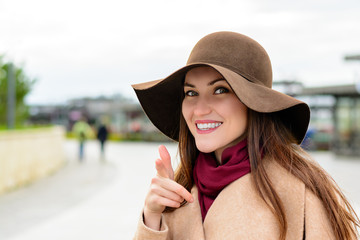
[304,188,336,239]
[265,159,306,239]
[266,158,338,239]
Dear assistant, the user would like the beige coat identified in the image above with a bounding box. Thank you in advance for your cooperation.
[133,160,335,240]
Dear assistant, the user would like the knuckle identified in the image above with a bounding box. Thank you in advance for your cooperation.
[151,177,158,184]
[149,184,157,193]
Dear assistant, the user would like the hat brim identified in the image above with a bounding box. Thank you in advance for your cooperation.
[132,62,310,144]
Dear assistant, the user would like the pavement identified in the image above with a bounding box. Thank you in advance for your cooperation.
[0,140,359,240]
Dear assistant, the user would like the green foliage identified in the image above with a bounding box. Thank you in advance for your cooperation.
[0,124,53,133]
[0,56,36,126]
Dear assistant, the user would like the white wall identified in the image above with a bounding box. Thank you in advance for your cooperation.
[0,126,66,194]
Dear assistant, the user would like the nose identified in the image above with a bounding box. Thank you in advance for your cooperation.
[193,97,212,116]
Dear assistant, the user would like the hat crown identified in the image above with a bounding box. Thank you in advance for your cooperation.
[187,31,273,88]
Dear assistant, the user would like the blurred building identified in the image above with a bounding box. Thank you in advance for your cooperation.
[28,95,159,139]
[29,104,68,126]
[274,81,360,155]
[29,82,360,151]
[301,84,360,155]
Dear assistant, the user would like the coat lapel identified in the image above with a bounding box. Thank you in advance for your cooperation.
[204,173,281,239]
[204,160,305,239]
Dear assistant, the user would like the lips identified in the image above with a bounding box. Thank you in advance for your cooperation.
[196,122,222,130]
[195,120,222,133]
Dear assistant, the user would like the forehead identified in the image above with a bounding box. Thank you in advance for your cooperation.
[184,66,224,83]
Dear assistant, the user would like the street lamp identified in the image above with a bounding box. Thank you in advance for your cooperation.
[7,63,16,129]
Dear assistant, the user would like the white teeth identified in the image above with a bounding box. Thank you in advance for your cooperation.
[196,122,222,130]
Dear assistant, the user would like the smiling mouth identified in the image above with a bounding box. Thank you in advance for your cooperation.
[196,122,222,131]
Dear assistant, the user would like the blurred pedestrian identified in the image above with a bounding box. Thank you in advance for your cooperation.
[72,117,93,161]
[132,32,359,239]
[97,123,109,160]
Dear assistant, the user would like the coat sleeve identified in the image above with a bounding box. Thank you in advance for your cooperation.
[304,188,336,240]
[133,212,169,240]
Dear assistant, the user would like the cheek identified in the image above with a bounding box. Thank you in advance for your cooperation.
[181,101,192,126]
[224,98,248,127]
[233,104,248,129]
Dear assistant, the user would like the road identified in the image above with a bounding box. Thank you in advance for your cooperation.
[0,140,359,239]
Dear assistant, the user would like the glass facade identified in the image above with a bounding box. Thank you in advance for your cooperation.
[333,97,360,155]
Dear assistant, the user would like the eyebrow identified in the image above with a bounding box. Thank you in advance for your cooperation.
[184,78,226,88]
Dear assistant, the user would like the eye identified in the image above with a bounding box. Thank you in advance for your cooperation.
[185,90,198,97]
[214,87,229,94]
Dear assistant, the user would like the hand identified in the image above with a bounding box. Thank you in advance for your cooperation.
[143,145,193,230]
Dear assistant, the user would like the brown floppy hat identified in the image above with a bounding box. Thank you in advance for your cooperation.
[132,31,310,144]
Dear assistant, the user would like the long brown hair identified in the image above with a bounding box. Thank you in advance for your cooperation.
[169,108,359,240]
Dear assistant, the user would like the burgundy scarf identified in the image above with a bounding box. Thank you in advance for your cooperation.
[193,138,251,221]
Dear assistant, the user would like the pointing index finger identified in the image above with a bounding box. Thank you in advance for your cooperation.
[155,158,169,178]
[158,145,174,179]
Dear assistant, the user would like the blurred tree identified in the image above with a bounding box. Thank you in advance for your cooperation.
[0,56,36,126]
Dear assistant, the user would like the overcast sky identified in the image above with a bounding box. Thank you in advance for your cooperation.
[1,0,360,105]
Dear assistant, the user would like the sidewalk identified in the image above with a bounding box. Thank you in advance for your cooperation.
[0,141,359,240]
[310,151,360,207]
[0,140,178,240]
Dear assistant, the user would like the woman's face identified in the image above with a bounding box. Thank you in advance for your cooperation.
[182,66,248,161]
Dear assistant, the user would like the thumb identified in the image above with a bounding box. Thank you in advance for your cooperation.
[158,145,174,180]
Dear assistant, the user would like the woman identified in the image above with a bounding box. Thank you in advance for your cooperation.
[132,32,359,239]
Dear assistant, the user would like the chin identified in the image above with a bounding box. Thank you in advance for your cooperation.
[195,141,218,153]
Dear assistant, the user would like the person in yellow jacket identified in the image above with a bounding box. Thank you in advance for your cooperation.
[72,117,93,161]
